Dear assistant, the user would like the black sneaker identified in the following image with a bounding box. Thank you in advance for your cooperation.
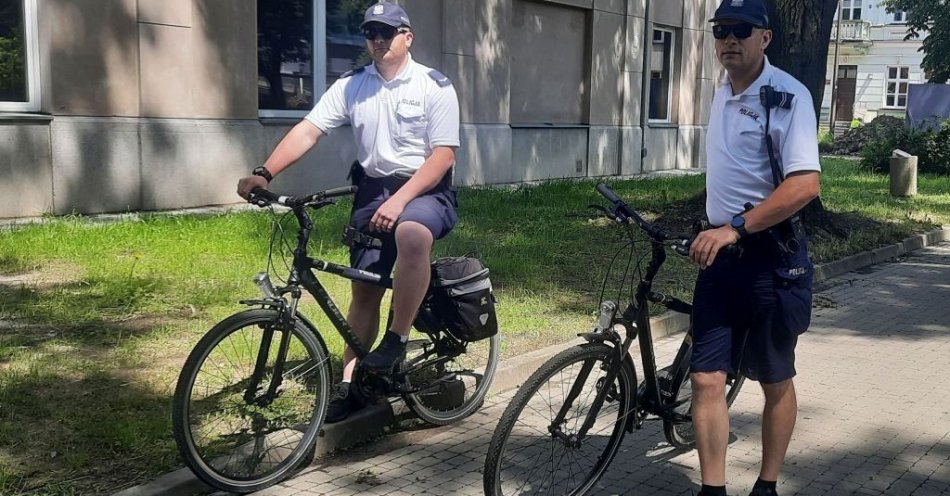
[325,382,362,424]
[361,331,407,372]
[748,482,778,496]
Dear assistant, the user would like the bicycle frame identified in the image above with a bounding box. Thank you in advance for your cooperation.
[553,193,697,443]
[242,189,463,404]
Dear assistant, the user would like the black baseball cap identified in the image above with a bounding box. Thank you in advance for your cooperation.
[360,1,411,29]
[709,0,770,28]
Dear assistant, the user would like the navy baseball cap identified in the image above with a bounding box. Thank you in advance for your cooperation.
[360,1,411,29]
[709,0,770,28]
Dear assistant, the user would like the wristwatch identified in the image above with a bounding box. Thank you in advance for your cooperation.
[252,166,273,183]
[730,215,749,238]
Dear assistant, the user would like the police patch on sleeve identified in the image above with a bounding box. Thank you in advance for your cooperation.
[427,69,452,87]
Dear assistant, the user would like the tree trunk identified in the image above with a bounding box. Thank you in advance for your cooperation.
[766,0,843,236]
[765,0,838,120]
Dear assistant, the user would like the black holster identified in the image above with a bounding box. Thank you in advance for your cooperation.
[347,160,365,187]
[769,214,806,256]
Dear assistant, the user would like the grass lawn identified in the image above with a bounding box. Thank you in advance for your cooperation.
[0,157,948,494]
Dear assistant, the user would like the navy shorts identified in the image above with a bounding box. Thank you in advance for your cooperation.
[349,175,457,277]
[690,235,814,384]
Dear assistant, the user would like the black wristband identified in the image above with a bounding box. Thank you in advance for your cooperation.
[252,166,273,183]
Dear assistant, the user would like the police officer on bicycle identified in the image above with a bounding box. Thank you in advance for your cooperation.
[237,1,460,423]
[688,1,820,495]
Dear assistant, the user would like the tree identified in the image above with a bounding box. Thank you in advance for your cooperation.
[881,0,950,83]
[764,0,839,120]
[763,0,842,234]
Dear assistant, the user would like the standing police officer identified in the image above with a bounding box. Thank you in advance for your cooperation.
[688,1,821,495]
[237,1,461,423]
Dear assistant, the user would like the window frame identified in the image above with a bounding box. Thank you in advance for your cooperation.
[648,27,675,124]
[883,65,910,109]
[0,0,41,112]
[892,10,906,23]
[841,0,862,21]
[258,0,326,119]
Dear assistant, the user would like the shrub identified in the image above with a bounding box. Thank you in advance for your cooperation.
[818,129,834,153]
[833,115,905,156]
[860,118,950,175]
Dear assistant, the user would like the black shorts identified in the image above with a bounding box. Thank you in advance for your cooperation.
[348,175,457,277]
[690,235,814,384]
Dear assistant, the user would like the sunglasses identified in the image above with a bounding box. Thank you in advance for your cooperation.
[712,23,758,40]
[362,24,407,40]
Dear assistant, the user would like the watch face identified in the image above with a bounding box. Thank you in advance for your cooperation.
[731,216,744,228]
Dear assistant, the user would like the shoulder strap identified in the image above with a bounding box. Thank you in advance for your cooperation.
[427,69,452,87]
[339,66,367,79]
[759,85,795,188]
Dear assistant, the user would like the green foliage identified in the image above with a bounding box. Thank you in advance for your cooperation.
[833,115,905,155]
[858,117,950,175]
[881,0,950,83]
[818,128,834,153]
[0,26,25,98]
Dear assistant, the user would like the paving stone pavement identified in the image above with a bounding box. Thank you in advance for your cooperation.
[252,243,950,496]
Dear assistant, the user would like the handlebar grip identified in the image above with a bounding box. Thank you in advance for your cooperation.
[596,183,623,204]
[249,187,281,204]
[322,185,358,198]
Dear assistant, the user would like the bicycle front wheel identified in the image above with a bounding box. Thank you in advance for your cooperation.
[172,309,331,494]
[484,343,635,496]
[402,333,500,425]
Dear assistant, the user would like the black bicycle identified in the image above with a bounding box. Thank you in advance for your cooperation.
[483,183,745,496]
[172,186,500,493]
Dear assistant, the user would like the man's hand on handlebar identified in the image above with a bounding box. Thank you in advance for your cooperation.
[237,175,268,200]
[689,225,740,270]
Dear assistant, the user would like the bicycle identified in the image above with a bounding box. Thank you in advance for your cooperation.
[483,183,745,496]
[172,186,500,494]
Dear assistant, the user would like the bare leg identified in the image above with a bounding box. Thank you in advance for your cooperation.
[759,379,797,481]
[388,221,434,337]
[341,281,386,382]
[691,371,730,486]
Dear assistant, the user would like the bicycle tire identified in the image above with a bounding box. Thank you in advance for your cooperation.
[402,333,500,425]
[172,309,331,493]
[484,343,635,496]
[661,360,745,450]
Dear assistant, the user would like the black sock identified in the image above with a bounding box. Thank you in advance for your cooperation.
[699,485,727,496]
[753,478,776,490]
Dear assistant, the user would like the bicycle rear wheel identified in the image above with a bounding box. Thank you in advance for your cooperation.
[484,343,635,496]
[172,309,331,493]
[401,332,500,425]
[661,362,745,450]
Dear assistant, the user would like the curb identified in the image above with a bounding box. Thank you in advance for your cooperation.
[813,227,950,282]
[111,227,950,496]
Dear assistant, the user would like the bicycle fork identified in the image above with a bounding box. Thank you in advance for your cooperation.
[243,273,302,406]
[550,302,632,447]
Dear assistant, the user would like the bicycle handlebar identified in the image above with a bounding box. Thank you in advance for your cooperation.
[595,183,680,243]
[248,186,358,208]
[595,183,739,257]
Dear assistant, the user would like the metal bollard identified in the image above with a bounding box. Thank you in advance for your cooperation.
[889,149,917,197]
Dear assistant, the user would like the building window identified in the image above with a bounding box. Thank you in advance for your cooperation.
[0,0,40,112]
[841,0,862,20]
[649,28,674,122]
[509,0,589,124]
[257,0,373,117]
[885,66,910,108]
[892,10,906,23]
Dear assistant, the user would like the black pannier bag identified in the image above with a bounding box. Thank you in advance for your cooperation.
[427,257,498,342]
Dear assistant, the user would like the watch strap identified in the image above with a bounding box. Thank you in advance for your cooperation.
[252,166,273,183]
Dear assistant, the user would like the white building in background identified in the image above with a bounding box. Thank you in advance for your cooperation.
[821,0,927,130]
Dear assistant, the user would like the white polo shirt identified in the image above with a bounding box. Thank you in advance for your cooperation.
[706,58,821,226]
[305,55,460,178]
